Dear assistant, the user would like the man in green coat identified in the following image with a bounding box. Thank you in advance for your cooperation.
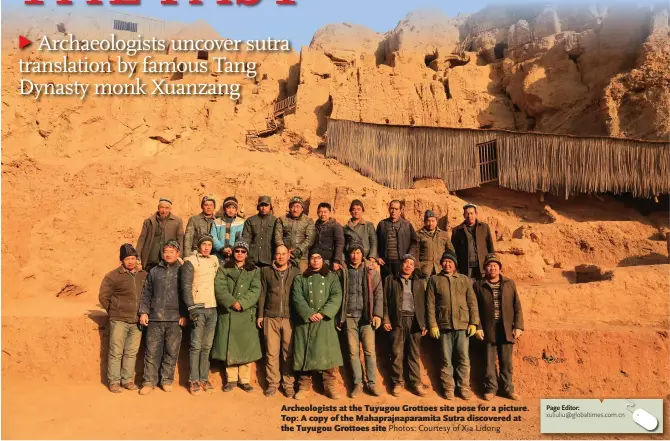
[291,247,343,400]
[211,240,262,393]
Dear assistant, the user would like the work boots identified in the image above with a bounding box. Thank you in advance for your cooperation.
[109,383,122,394]
[350,384,363,398]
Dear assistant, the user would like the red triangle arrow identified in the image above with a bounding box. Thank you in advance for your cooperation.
[19,35,32,49]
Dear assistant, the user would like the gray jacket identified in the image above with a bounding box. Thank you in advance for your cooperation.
[343,219,378,260]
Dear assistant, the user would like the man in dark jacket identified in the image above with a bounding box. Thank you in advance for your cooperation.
[183,196,216,257]
[136,198,185,272]
[343,199,378,263]
[418,210,455,279]
[451,203,495,280]
[475,253,524,401]
[242,195,277,268]
[377,200,419,281]
[312,202,345,271]
[382,254,428,397]
[98,244,148,393]
[274,196,315,272]
[257,245,299,398]
[426,252,479,400]
[138,240,187,395]
[338,242,383,398]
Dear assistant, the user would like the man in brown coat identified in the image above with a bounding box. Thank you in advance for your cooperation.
[427,252,479,400]
[377,200,419,281]
[136,198,185,272]
[418,210,455,279]
[98,244,148,393]
[475,253,524,401]
[257,245,300,398]
[382,254,428,397]
[451,203,495,280]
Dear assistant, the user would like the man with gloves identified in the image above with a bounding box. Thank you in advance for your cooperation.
[474,253,524,401]
[98,243,148,393]
[138,240,187,395]
[426,252,480,400]
[291,247,343,400]
[184,196,217,257]
[337,242,383,398]
[180,234,220,395]
[274,196,315,272]
[211,240,262,393]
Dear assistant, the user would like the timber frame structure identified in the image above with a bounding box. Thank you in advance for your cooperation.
[325,119,670,199]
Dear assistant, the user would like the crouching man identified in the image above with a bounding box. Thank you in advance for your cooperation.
[474,253,524,401]
[257,245,299,398]
[382,254,428,397]
[138,240,187,395]
[338,242,383,398]
[98,244,148,393]
[291,248,343,400]
[426,252,479,400]
[180,234,220,395]
[212,240,262,393]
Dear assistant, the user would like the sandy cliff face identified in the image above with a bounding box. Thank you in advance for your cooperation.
[292,3,669,145]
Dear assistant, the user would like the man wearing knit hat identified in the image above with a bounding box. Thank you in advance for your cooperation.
[417,209,455,279]
[138,240,187,395]
[377,200,419,281]
[426,251,479,400]
[382,254,428,397]
[184,196,217,258]
[451,203,495,280]
[211,196,245,262]
[180,234,219,395]
[136,198,184,273]
[211,240,262,393]
[474,253,524,401]
[243,195,277,268]
[291,247,343,400]
[99,243,148,393]
[343,199,378,264]
[274,196,315,273]
[337,242,383,397]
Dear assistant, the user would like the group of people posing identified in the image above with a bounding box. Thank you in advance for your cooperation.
[99,195,524,401]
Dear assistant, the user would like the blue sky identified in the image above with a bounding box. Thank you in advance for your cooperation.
[5,0,499,47]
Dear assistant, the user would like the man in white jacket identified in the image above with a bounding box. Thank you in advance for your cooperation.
[180,234,220,395]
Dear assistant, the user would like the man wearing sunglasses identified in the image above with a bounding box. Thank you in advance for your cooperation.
[211,240,262,392]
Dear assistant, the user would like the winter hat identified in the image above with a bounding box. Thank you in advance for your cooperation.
[347,242,365,255]
[401,254,416,264]
[349,199,365,212]
[201,196,216,208]
[463,203,477,211]
[232,240,249,252]
[223,196,238,209]
[257,195,271,206]
[308,246,326,259]
[119,243,138,261]
[484,253,502,268]
[424,209,437,221]
[164,240,180,252]
[289,196,304,207]
[440,252,458,265]
[159,197,172,205]
[197,234,214,248]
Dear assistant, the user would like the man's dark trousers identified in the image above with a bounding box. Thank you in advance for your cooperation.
[484,323,514,395]
[143,321,182,387]
[390,314,421,387]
